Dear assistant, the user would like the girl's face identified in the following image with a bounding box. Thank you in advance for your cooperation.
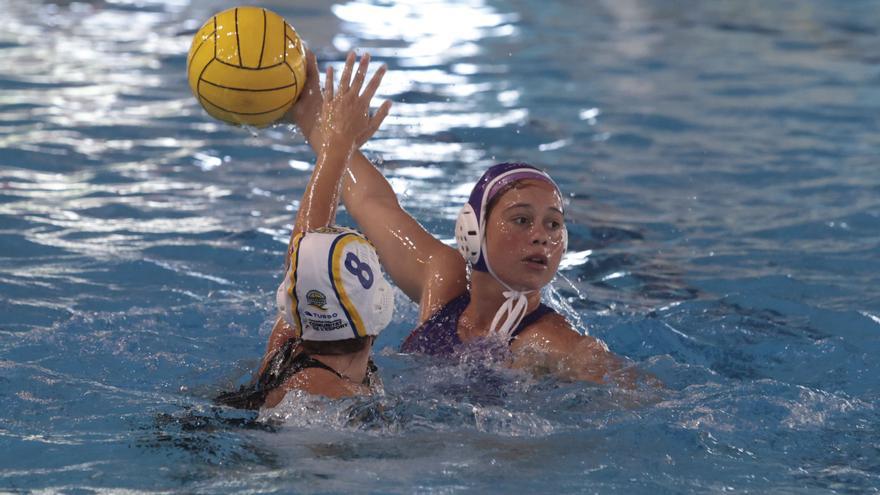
[483,179,566,291]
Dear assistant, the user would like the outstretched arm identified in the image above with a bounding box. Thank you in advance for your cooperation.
[287,51,466,317]
[291,53,391,239]
[260,53,390,375]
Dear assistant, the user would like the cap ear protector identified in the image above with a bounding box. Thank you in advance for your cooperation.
[454,203,481,265]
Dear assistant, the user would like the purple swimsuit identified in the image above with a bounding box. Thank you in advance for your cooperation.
[400,292,557,356]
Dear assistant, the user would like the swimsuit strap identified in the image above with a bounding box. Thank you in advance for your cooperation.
[402,293,560,354]
[293,354,346,380]
[215,338,374,410]
[508,303,557,342]
[215,338,304,410]
[283,349,377,387]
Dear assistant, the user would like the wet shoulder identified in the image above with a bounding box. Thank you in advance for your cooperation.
[510,311,582,353]
[265,368,364,406]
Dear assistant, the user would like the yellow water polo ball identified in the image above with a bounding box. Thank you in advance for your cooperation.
[186,6,306,127]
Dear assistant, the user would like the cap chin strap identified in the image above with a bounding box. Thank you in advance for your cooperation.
[489,288,530,340]
[484,248,533,340]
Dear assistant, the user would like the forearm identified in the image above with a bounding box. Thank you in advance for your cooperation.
[301,137,449,302]
[341,149,402,218]
[287,53,452,302]
[298,122,400,213]
[293,144,352,234]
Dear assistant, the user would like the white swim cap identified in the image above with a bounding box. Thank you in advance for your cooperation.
[276,227,394,341]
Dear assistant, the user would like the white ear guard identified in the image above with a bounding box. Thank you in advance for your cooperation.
[455,203,481,264]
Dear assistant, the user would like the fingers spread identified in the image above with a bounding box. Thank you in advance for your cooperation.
[361,64,386,104]
[338,51,356,93]
[316,50,391,150]
[324,65,334,101]
[351,53,371,95]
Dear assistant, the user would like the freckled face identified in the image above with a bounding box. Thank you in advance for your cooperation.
[483,180,566,291]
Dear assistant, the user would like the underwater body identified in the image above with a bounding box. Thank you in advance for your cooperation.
[1,0,879,492]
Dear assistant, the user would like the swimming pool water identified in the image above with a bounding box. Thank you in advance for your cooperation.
[1,0,879,492]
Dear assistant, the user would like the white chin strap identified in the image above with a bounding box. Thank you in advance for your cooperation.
[488,288,530,340]
[484,250,532,340]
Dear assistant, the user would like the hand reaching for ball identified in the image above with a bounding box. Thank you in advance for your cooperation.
[284,49,323,138]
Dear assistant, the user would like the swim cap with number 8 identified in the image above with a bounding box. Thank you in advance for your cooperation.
[186,6,307,127]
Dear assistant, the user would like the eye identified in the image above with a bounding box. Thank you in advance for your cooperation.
[513,216,529,225]
[547,219,563,230]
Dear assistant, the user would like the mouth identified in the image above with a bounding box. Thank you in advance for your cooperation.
[522,254,549,267]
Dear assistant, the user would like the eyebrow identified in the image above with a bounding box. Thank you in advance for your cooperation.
[504,203,565,215]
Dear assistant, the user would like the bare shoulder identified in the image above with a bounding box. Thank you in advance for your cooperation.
[263,369,365,407]
[509,308,663,389]
[297,368,367,398]
[511,312,596,352]
[509,312,620,384]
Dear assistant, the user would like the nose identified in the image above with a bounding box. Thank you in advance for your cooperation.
[530,225,549,245]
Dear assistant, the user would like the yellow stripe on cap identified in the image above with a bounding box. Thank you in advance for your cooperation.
[287,232,305,338]
[331,234,369,337]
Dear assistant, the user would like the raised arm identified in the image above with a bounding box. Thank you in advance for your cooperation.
[338,130,466,316]
[290,52,390,237]
[287,51,465,317]
[261,53,390,374]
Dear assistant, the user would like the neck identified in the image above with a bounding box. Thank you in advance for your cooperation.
[311,345,371,384]
[461,270,542,340]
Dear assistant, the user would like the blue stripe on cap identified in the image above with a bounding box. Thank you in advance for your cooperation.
[327,232,361,339]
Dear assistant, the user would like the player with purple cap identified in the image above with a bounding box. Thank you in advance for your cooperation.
[451,163,567,338]
[285,53,640,386]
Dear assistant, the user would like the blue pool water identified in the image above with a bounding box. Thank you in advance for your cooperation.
[2,0,879,492]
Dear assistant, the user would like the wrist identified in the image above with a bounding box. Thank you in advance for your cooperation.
[303,125,323,151]
[320,129,357,156]
[318,139,354,163]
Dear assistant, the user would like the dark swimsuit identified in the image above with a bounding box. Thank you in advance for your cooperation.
[215,338,377,410]
[400,292,558,356]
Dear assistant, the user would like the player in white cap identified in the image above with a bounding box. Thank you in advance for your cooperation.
[217,52,393,409]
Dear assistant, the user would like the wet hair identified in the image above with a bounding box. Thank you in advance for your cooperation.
[301,336,373,356]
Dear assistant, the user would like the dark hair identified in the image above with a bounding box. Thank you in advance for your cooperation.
[301,336,373,356]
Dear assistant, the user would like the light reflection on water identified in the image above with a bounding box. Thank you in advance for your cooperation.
[1,0,879,493]
[331,0,516,64]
